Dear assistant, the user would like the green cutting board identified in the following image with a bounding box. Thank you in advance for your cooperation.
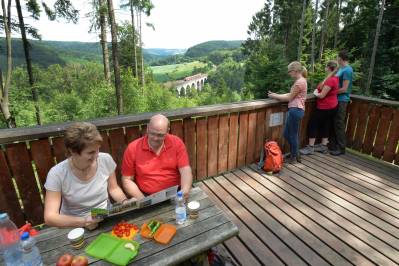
[85,233,140,265]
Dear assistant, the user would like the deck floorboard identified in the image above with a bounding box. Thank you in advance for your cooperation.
[198,153,399,265]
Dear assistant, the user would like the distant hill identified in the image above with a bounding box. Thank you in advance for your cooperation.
[185,40,243,58]
[0,39,66,70]
[0,39,242,70]
[0,38,186,69]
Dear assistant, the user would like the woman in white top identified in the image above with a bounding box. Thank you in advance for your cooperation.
[44,122,127,228]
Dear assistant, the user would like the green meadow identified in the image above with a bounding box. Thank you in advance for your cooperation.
[151,61,207,82]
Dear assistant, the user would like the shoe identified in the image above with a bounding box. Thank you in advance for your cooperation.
[330,149,345,156]
[296,153,302,163]
[286,154,301,164]
[314,144,328,154]
[300,145,314,155]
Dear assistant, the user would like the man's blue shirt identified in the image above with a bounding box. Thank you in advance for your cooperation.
[336,65,353,102]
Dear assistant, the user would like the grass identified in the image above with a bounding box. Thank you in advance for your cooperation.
[150,61,207,83]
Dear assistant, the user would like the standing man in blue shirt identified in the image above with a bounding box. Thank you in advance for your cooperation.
[330,50,353,156]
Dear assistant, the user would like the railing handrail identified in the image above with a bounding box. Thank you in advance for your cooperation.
[350,95,399,108]
[0,98,286,144]
[1,94,397,144]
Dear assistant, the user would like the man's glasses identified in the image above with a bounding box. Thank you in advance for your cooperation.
[148,131,167,138]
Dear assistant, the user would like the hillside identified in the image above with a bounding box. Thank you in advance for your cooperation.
[185,40,243,58]
[0,39,242,71]
[0,38,185,70]
[0,39,66,70]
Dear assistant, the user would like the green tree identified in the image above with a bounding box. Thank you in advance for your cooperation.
[107,0,123,114]
[0,0,15,127]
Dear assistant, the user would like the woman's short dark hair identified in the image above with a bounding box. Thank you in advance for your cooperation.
[64,122,102,155]
[338,50,349,61]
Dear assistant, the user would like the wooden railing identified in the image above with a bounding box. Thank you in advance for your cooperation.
[0,94,397,227]
[346,95,399,164]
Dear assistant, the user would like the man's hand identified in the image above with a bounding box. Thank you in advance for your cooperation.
[181,188,190,201]
[123,197,139,205]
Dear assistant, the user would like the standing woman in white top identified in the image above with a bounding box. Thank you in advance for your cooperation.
[268,61,308,163]
[44,122,128,228]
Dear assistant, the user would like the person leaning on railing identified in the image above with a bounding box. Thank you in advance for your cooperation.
[268,61,308,164]
[329,50,354,156]
[300,60,339,155]
[43,122,128,229]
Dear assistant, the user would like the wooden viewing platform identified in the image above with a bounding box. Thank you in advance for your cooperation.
[200,152,399,266]
[0,94,398,265]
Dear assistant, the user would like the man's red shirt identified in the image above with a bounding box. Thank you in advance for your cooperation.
[121,134,190,194]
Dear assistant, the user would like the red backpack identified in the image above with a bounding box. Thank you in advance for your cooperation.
[263,141,283,173]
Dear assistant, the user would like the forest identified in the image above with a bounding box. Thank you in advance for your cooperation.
[0,0,398,129]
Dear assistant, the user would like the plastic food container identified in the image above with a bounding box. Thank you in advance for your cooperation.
[140,222,176,244]
[67,228,85,249]
[187,201,200,219]
[85,233,140,265]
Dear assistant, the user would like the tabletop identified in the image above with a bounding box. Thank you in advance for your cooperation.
[34,186,238,265]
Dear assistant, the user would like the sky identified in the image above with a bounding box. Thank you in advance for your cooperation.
[25,0,266,49]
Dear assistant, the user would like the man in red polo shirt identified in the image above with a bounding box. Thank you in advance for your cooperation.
[121,114,193,200]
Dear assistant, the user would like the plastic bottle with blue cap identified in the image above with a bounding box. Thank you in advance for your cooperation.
[0,213,23,265]
[175,191,187,225]
[20,231,43,266]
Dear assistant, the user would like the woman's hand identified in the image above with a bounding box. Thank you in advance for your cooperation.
[83,215,103,230]
[268,91,277,98]
[313,89,320,97]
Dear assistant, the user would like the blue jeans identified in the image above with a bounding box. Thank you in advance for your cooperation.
[284,108,305,158]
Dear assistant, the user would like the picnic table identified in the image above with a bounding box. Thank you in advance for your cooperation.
[34,186,238,265]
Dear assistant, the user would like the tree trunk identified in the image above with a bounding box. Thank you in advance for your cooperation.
[130,1,138,78]
[99,0,111,84]
[0,0,16,128]
[365,0,386,95]
[333,0,342,48]
[15,0,42,125]
[107,0,123,114]
[297,0,307,61]
[283,27,289,59]
[139,11,145,88]
[311,0,319,72]
[319,0,331,61]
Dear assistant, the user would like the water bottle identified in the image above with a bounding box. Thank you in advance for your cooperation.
[20,232,43,266]
[175,191,187,225]
[0,213,23,265]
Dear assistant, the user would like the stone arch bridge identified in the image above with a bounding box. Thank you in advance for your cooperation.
[176,73,208,96]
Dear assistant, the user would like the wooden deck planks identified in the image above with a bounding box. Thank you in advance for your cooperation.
[299,157,399,217]
[343,152,399,179]
[249,165,399,249]
[198,153,399,266]
[203,176,321,265]
[303,155,399,202]
[224,171,359,266]
[240,167,398,264]
[315,153,399,189]
[199,182,282,266]
[213,175,332,266]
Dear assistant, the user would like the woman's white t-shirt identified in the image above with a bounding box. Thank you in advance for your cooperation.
[44,153,116,217]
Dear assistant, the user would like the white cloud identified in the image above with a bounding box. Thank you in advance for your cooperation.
[25,0,265,48]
